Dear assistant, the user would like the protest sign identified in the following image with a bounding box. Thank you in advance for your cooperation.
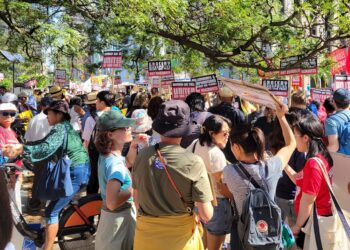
[24,78,37,88]
[161,75,175,88]
[218,77,282,110]
[102,51,122,69]
[171,81,196,100]
[148,60,172,77]
[329,48,348,75]
[55,69,66,85]
[262,79,289,97]
[151,77,161,88]
[192,74,219,94]
[333,75,350,89]
[280,55,317,76]
[310,88,333,103]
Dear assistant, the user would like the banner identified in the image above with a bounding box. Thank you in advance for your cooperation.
[262,79,289,97]
[310,88,333,103]
[102,51,122,69]
[171,81,196,100]
[55,69,66,85]
[280,55,317,76]
[218,77,282,110]
[333,75,350,89]
[329,48,348,75]
[192,74,219,94]
[148,60,172,77]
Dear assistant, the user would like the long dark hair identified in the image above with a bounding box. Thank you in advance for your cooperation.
[294,115,333,167]
[230,124,265,160]
[0,173,13,250]
[199,115,231,146]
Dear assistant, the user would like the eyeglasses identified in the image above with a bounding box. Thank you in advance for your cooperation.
[0,112,17,117]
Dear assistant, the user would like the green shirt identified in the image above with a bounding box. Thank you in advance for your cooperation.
[132,143,213,216]
[24,121,89,166]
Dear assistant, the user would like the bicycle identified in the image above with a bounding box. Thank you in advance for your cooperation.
[1,160,102,250]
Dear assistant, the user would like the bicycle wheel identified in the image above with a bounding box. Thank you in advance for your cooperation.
[57,193,102,250]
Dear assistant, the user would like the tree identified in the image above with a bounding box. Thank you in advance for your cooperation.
[1,0,350,77]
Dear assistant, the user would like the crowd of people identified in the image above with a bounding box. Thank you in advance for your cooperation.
[0,83,349,250]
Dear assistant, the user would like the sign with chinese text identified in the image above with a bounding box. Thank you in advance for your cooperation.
[102,51,122,69]
[148,60,172,77]
[262,79,289,97]
[192,74,219,94]
[171,81,196,100]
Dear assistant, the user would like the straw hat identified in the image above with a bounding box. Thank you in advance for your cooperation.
[85,92,98,105]
[49,85,64,100]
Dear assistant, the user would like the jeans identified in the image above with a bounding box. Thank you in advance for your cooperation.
[45,162,90,224]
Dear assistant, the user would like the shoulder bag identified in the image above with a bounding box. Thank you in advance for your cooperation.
[302,157,350,250]
[36,126,73,200]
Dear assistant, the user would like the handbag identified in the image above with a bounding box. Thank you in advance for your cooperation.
[302,157,350,250]
[36,126,73,201]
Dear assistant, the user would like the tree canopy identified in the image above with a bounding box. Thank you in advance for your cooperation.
[0,0,350,85]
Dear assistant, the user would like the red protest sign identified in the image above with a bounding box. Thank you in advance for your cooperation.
[171,81,196,100]
[280,55,317,76]
[148,60,172,77]
[333,75,350,89]
[310,88,333,103]
[329,48,348,75]
[102,51,122,69]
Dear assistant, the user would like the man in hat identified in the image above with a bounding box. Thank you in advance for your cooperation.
[132,100,213,249]
[208,86,245,162]
[325,88,350,155]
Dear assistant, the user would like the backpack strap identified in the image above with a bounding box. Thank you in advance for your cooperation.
[154,143,192,213]
[233,162,261,189]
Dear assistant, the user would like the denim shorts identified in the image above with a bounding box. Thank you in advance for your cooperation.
[202,198,233,236]
[45,162,90,224]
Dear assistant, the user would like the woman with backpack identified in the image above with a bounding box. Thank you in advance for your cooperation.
[223,104,296,250]
[283,115,333,248]
[187,115,233,250]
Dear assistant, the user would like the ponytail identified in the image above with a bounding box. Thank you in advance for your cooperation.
[230,124,265,160]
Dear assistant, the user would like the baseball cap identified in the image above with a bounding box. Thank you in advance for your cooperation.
[333,88,350,106]
[97,110,136,131]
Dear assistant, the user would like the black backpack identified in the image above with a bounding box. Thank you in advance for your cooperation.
[233,162,282,249]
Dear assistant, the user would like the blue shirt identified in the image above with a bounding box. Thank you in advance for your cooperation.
[97,154,132,201]
[325,109,350,155]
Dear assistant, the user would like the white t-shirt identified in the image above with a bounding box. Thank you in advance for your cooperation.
[69,108,81,132]
[187,139,227,198]
[24,111,52,142]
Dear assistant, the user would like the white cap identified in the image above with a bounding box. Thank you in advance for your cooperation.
[1,93,18,103]
[0,103,18,112]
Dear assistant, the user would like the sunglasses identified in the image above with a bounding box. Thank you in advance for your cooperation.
[0,112,17,117]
